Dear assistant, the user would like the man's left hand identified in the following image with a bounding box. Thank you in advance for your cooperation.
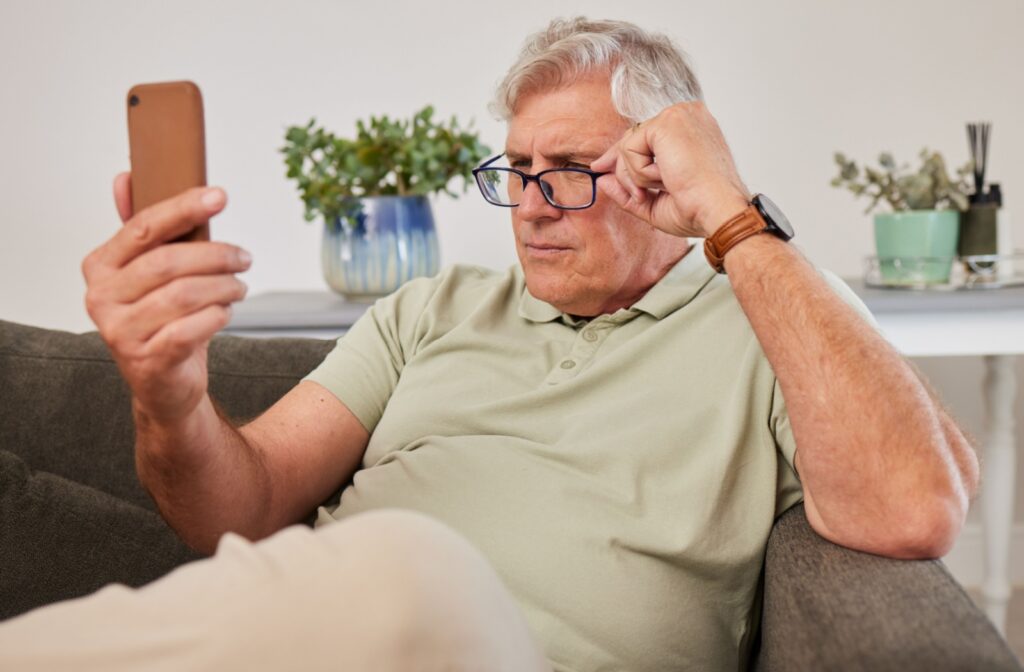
[591,102,751,238]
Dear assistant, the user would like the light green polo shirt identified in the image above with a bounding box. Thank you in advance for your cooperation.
[305,247,873,672]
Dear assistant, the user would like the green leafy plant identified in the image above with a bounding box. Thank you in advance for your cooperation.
[831,149,972,214]
[281,106,491,231]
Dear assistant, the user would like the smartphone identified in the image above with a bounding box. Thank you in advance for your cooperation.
[126,80,209,241]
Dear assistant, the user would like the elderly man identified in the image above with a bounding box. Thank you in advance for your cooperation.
[0,16,977,672]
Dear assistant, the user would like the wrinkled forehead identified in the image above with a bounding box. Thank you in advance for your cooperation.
[505,77,630,163]
[504,119,615,165]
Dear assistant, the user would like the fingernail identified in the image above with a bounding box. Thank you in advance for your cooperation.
[202,188,225,209]
[239,280,249,297]
[237,249,252,267]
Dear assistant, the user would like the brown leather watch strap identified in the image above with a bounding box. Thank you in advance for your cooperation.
[703,205,767,274]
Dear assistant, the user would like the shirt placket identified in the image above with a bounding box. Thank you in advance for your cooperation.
[543,310,639,385]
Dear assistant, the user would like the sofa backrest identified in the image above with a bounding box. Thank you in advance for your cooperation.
[0,320,335,512]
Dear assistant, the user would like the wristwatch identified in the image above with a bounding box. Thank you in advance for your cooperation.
[703,194,795,274]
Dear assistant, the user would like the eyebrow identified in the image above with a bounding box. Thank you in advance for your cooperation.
[504,150,601,167]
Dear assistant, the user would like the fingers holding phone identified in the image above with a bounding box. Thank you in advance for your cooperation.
[88,184,248,329]
[113,224,250,305]
[106,188,249,345]
[83,182,251,420]
[104,184,225,267]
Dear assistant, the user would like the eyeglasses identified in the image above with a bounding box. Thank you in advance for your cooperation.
[472,154,608,210]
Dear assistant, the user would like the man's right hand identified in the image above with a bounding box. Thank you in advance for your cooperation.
[81,173,369,552]
[82,173,251,424]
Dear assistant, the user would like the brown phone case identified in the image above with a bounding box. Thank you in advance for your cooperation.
[127,80,209,241]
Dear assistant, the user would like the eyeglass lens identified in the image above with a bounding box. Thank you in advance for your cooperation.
[477,169,594,208]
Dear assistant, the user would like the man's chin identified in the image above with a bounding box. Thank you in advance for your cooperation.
[522,271,588,313]
[522,269,562,302]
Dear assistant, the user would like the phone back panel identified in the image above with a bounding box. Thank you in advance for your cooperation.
[127,81,208,240]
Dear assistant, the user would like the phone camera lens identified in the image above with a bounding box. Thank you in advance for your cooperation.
[129,95,140,107]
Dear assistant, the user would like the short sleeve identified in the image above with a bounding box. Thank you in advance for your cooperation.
[769,270,881,516]
[303,274,444,433]
[818,269,882,331]
[770,377,803,516]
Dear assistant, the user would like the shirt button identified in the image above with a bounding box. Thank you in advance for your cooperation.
[582,330,598,342]
[560,359,576,370]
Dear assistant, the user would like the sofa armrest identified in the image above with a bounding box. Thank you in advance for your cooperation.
[754,504,1021,671]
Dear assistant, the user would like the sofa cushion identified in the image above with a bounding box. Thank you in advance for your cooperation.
[0,449,200,620]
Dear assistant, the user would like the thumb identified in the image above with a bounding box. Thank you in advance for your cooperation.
[596,174,649,220]
[590,144,618,173]
[113,172,134,223]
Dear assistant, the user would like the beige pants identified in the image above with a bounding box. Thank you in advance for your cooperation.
[0,509,552,671]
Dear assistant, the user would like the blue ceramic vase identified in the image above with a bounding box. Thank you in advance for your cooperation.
[321,196,440,300]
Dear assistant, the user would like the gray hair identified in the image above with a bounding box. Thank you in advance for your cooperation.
[490,17,704,124]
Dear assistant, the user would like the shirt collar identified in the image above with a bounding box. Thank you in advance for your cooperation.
[516,244,717,325]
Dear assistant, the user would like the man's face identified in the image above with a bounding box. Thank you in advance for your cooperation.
[505,75,685,316]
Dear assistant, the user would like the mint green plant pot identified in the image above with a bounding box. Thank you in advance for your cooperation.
[873,210,960,285]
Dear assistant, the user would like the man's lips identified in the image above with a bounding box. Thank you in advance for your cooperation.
[524,242,573,252]
[524,243,573,260]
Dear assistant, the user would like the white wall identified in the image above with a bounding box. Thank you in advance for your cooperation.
[2,1,1023,541]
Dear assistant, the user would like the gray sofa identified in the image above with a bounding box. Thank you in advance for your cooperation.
[0,318,1020,671]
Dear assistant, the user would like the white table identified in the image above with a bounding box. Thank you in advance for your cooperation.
[225,291,371,339]
[846,280,1024,635]
[227,285,1024,634]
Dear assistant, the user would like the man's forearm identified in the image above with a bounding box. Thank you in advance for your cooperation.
[722,233,978,556]
[134,394,276,554]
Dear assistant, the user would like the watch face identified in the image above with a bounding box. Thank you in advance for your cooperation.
[754,194,794,240]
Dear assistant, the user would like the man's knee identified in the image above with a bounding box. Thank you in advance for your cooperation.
[318,508,502,622]
[322,508,488,572]
[310,509,548,670]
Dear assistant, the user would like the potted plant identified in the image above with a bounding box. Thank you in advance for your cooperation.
[831,149,972,285]
[281,106,490,299]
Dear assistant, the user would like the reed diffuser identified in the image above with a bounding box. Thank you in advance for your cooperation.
[959,122,1012,279]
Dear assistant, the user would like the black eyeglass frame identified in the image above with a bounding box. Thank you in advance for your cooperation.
[471,153,608,211]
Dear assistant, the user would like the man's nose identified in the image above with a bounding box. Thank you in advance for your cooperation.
[517,179,560,220]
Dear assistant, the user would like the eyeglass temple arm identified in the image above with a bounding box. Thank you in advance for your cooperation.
[477,153,504,170]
